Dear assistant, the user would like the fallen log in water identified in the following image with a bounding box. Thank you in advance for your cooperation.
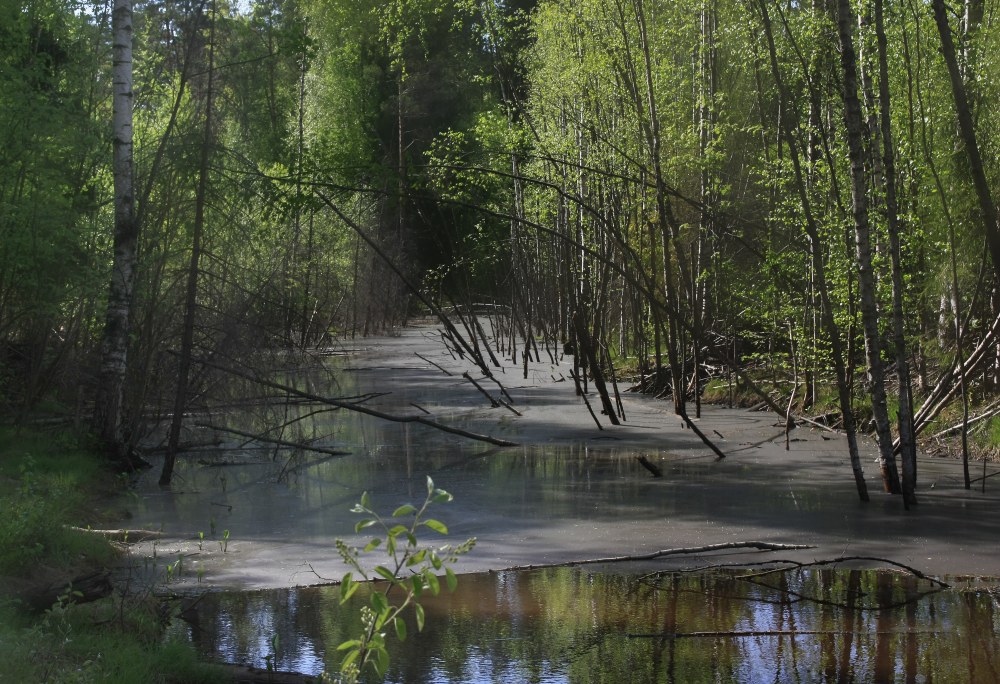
[194,422,351,458]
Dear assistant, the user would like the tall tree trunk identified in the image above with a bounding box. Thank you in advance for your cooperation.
[756,0,869,501]
[160,1,216,486]
[94,0,137,464]
[835,0,901,494]
[874,0,918,505]
[633,0,685,413]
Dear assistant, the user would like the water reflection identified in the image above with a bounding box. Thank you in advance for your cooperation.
[175,567,1000,682]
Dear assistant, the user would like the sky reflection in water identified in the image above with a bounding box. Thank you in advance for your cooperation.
[175,567,1000,683]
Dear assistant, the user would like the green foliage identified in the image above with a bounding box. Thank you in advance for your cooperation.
[0,429,115,575]
[330,477,475,683]
[980,415,1000,449]
[0,427,225,682]
[0,599,226,684]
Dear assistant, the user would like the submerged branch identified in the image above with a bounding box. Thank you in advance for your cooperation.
[626,629,941,639]
[193,422,350,458]
[190,357,518,447]
[504,541,814,571]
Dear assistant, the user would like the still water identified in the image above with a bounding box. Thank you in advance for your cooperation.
[175,566,1000,683]
[132,329,1000,680]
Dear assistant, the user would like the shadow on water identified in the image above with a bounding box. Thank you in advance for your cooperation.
[131,330,1000,680]
[173,567,1000,683]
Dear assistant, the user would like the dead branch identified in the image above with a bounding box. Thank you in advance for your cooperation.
[463,371,499,407]
[626,629,939,639]
[191,357,518,447]
[409,402,431,415]
[415,352,453,376]
[503,541,815,571]
[970,469,1000,484]
[194,422,350,458]
[792,414,840,433]
[462,372,522,416]
[569,369,603,430]
[677,406,728,459]
[735,555,950,588]
[277,452,351,481]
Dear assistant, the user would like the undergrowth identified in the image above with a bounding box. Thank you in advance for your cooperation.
[0,426,225,684]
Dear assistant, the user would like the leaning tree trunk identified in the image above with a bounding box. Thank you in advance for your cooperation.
[835,0,901,494]
[931,0,1000,278]
[94,0,137,464]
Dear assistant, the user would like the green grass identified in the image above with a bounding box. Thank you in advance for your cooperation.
[0,428,117,576]
[0,599,226,683]
[0,426,227,684]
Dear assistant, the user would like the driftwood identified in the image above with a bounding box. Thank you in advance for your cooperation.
[504,541,815,571]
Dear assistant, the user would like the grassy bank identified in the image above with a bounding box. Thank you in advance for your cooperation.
[0,426,225,683]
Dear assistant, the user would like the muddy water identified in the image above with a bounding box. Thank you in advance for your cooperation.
[126,326,1000,678]
[175,567,1000,682]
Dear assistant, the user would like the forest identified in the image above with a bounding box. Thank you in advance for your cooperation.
[3,0,1000,507]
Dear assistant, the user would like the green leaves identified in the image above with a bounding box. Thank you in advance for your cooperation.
[422,518,448,535]
[354,518,376,533]
[392,504,417,517]
[334,479,474,681]
[339,572,359,604]
[414,603,426,632]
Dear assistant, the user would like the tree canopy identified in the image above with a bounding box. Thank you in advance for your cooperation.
[2,0,999,500]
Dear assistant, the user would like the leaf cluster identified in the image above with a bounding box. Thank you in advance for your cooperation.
[331,476,475,682]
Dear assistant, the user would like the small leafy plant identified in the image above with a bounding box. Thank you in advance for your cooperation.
[331,477,475,683]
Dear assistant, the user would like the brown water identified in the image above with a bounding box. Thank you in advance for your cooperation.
[175,566,1000,682]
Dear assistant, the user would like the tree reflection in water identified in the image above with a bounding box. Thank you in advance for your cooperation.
[173,565,999,682]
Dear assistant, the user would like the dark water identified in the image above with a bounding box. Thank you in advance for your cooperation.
[174,567,1000,683]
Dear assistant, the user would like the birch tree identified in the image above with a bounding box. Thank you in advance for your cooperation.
[94,0,137,463]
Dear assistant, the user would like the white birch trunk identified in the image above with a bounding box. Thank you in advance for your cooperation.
[94,0,137,458]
